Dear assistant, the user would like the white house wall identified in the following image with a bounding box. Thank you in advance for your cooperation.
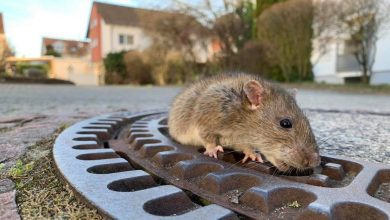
[371,29,390,85]
[312,42,344,84]
[101,20,152,57]
[311,0,390,85]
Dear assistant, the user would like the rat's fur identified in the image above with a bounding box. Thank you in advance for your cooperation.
[168,73,320,171]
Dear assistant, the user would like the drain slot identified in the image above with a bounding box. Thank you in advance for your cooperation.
[87,162,133,174]
[107,176,157,192]
[367,169,390,203]
[103,141,110,149]
[331,202,388,220]
[76,152,119,160]
[143,192,200,216]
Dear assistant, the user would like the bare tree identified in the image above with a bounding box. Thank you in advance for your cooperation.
[139,11,209,84]
[336,0,390,84]
[169,1,256,63]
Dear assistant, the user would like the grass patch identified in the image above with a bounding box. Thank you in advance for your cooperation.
[6,127,103,219]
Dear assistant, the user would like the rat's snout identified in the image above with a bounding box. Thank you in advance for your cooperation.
[298,152,321,169]
[306,152,321,168]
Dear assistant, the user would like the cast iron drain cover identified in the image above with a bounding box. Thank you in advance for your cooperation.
[54,111,390,220]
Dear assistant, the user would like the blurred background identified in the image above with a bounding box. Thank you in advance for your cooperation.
[1,0,390,87]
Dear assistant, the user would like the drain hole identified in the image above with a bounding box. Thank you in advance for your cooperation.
[132,125,148,128]
[240,187,316,215]
[99,119,120,122]
[132,139,162,150]
[158,127,169,137]
[103,141,110,149]
[87,162,133,174]
[77,131,110,140]
[267,188,316,214]
[158,118,167,125]
[152,152,195,167]
[202,172,263,194]
[140,145,175,158]
[134,121,148,125]
[129,133,153,142]
[143,192,199,216]
[367,169,390,203]
[107,176,157,192]
[129,129,148,133]
[72,144,102,150]
[90,122,117,126]
[73,137,98,141]
[83,126,112,130]
[296,209,329,220]
[331,202,387,220]
[76,152,119,160]
[172,161,224,179]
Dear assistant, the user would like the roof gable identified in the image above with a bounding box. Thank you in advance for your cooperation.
[94,2,177,27]
[0,13,4,34]
[86,2,207,39]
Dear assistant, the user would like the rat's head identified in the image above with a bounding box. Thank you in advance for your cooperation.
[242,80,320,172]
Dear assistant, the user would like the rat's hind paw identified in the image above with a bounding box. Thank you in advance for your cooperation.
[242,151,264,163]
[204,145,224,159]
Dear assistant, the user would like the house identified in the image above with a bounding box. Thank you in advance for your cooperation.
[39,38,99,85]
[86,1,211,81]
[0,13,4,43]
[312,5,390,85]
[0,13,12,72]
[41,37,90,59]
[5,37,98,85]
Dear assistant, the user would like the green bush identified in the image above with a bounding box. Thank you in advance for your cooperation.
[15,63,48,78]
[103,52,127,84]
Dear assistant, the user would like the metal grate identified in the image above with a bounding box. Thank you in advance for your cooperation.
[54,111,390,220]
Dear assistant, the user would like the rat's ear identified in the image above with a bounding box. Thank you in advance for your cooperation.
[289,88,298,98]
[244,80,264,110]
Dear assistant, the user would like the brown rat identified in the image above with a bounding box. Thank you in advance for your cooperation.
[168,73,320,172]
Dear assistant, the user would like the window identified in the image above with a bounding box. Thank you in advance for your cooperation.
[53,41,64,53]
[127,35,134,45]
[119,35,125,44]
[119,34,134,45]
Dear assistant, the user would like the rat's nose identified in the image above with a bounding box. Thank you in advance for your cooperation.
[302,158,309,167]
[309,153,321,167]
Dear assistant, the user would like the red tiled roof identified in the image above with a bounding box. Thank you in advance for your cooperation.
[42,37,89,57]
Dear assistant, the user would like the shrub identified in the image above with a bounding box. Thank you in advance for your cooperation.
[103,52,126,84]
[123,51,154,85]
[15,63,48,78]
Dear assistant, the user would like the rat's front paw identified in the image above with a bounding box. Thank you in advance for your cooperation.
[242,150,264,163]
[204,145,224,159]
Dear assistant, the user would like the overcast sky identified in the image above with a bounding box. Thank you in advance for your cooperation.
[0,0,169,57]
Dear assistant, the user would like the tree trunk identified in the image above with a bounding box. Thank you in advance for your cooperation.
[361,66,369,84]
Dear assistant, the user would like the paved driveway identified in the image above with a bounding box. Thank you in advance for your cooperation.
[1,84,390,117]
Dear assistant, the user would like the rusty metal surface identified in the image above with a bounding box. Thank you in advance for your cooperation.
[54,111,390,220]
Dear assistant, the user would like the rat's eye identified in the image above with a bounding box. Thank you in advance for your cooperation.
[280,118,292,129]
